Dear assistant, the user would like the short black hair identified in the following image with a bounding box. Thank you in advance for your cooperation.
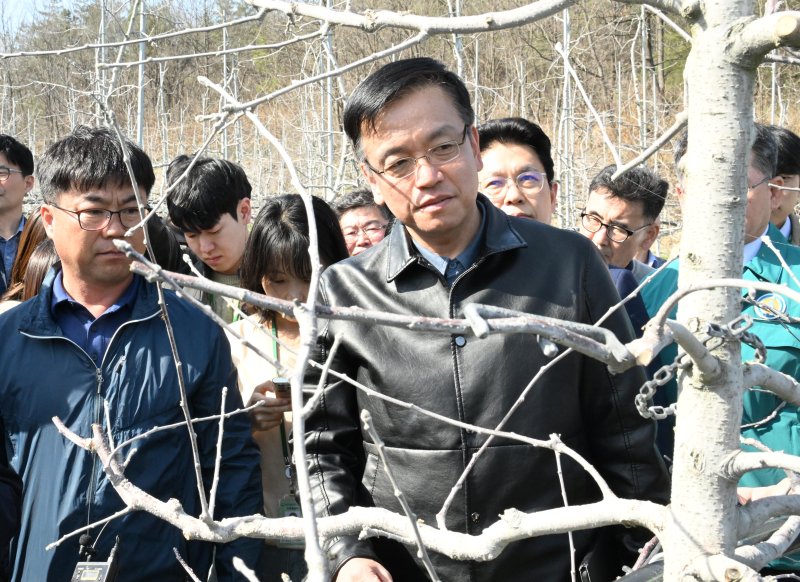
[37,126,154,203]
[767,125,800,176]
[589,165,668,221]
[331,188,392,220]
[343,57,474,160]
[674,123,779,180]
[166,155,252,233]
[0,135,34,176]
[240,194,349,317]
[477,118,555,183]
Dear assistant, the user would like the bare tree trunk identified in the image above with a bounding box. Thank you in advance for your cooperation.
[663,1,756,577]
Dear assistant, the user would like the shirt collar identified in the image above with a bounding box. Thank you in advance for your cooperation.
[779,215,792,240]
[743,225,769,265]
[411,203,486,276]
[14,214,25,236]
[51,270,140,317]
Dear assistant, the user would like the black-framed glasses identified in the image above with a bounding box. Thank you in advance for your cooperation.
[51,203,150,231]
[342,222,388,242]
[580,212,651,243]
[0,167,23,182]
[483,171,547,198]
[365,125,469,181]
[748,176,771,190]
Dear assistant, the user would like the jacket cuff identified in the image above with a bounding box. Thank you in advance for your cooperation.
[326,535,379,578]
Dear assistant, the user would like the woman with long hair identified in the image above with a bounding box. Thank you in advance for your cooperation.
[228,194,348,581]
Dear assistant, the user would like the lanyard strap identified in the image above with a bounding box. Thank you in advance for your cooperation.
[272,315,297,496]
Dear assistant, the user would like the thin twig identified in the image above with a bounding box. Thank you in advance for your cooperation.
[173,548,203,582]
[207,386,228,518]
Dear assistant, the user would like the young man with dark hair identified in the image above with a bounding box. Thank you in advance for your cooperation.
[0,126,262,581]
[332,188,391,256]
[166,155,252,322]
[0,135,35,296]
[767,125,800,245]
[304,57,669,582]
[579,164,668,282]
[477,117,559,224]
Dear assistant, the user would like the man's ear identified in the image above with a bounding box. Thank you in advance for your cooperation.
[362,163,385,205]
[239,197,252,224]
[769,175,784,211]
[642,222,660,251]
[41,204,55,239]
[549,181,559,209]
[469,125,483,173]
[23,174,34,194]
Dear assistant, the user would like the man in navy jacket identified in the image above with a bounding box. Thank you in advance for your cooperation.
[0,126,261,581]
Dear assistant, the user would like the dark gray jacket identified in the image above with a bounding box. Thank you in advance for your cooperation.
[304,196,670,582]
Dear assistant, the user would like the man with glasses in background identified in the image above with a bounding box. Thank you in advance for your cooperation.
[477,117,559,224]
[333,188,392,256]
[768,125,800,247]
[304,57,668,582]
[0,135,35,296]
[579,164,668,283]
[0,126,261,581]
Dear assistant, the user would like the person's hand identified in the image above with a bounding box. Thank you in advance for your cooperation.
[335,558,392,582]
[737,477,792,505]
[248,380,292,432]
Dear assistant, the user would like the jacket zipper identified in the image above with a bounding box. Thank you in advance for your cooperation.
[20,309,160,525]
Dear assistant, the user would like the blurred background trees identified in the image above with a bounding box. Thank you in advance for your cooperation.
[1,0,798,255]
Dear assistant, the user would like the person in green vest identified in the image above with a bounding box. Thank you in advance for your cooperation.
[641,124,800,572]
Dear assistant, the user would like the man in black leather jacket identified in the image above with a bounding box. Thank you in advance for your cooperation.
[304,57,670,582]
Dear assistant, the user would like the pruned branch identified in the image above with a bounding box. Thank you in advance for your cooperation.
[664,319,721,380]
[739,495,800,540]
[49,416,667,558]
[732,11,800,66]
[247,0,578,34]
[734,515,800,572]
[722,450,800,482]
[743,363,800,406]
[130,264,642,373]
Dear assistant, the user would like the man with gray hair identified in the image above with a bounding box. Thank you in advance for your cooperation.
[332,188,391,256]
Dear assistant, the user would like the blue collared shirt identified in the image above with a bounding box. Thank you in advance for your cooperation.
[50,271,140,364]
[0,215,26,295]
[413,203,486,286]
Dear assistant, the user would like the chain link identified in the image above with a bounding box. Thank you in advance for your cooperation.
[635,315,768,419]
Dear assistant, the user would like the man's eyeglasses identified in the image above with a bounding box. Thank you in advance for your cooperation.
[51,204,150,231]
[482,171,547,198]
[0,167,23,182]
[342,222,388,242]
[580,212,652,243]
[748,176,770,190]
[365,125,469,181]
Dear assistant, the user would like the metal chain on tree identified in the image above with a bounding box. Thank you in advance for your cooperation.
[635,315,766,419]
